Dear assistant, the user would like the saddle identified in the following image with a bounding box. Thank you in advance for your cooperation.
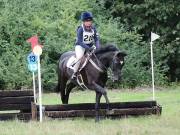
[67,49,103,89]
[66,50,94,72]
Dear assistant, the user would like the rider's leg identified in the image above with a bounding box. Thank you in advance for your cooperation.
[71,45,85,79]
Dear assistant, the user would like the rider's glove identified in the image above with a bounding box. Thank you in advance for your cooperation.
[89,45,96,52]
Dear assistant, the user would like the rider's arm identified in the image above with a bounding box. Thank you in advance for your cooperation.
[76,27,90,49]
[94,27,100,48]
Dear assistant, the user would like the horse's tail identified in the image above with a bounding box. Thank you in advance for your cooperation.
[55,75,61,93]
[56,51,75,103]
[55,53,63,93]
[56,55,66,104]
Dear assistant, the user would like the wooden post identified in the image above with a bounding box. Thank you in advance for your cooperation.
[31,102,37,121]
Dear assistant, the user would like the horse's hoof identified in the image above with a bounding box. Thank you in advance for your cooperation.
[95,117,100,122]
[106,109,114,115]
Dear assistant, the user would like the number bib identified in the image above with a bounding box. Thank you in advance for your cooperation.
[83,31,94,44]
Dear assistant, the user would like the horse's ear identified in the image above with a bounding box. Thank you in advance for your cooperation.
[116,51,127,58]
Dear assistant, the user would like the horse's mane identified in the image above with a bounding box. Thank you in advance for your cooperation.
[95,44,119,55]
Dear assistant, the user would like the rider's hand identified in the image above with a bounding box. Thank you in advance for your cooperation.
[89,46,96,52]
[92,45,96,50]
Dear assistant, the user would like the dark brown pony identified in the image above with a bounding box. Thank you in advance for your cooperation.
[57,45,127,121]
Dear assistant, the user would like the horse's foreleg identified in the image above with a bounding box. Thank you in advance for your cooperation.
[91,82,110,109]
[89,82,110,121]
[95,92,102,122]
[64,83,76,104]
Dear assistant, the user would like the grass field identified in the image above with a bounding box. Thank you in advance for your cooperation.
[0,86,180,135]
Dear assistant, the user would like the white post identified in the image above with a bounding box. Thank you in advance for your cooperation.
[37,55,43,122]
[150,41,155,100]
[32,72,36,103]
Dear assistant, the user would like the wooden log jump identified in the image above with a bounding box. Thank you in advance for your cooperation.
[0,90,34,120]
[0,90,162,121]
[34,101,162,119]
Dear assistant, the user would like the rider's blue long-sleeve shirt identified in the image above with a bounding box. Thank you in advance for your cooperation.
[75,25,100,49]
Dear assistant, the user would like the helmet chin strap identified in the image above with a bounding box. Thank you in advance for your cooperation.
[83,24,92,30]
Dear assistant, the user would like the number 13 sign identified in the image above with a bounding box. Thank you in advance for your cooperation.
[27,52,37,64]
[27,52,38,72]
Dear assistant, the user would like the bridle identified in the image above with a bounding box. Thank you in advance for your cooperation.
[89,50,120,81]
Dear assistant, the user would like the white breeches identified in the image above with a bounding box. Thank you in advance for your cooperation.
[73,45,85,72]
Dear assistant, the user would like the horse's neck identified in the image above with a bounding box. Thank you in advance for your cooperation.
[96,51,115,68]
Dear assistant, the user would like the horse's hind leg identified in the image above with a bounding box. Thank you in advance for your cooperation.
[59,77,68,104]
[95,92,102,122]
[64,82,76,104]
[56,72,61,93]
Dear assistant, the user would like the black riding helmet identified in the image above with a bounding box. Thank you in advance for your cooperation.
[81,11,93,21]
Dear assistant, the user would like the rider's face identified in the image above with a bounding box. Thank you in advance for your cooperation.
[83,20,92,27]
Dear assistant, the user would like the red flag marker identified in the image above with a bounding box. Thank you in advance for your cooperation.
[27,36,43,50]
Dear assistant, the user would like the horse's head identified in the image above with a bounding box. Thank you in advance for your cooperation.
[95,45,127,82]
[111,51,127,82]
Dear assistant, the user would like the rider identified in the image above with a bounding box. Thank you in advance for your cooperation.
[71,11,100,79]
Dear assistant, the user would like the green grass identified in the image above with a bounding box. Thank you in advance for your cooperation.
[0,86,180,135]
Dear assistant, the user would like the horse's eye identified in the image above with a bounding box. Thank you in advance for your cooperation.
[114,59,119,64]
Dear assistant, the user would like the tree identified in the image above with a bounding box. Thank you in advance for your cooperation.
[97,0,180,82]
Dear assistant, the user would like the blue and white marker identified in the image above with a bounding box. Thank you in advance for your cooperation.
[27,52,38,103]
[27,52,38,64]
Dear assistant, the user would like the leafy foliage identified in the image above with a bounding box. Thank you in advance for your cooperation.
[0,0,178,90]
